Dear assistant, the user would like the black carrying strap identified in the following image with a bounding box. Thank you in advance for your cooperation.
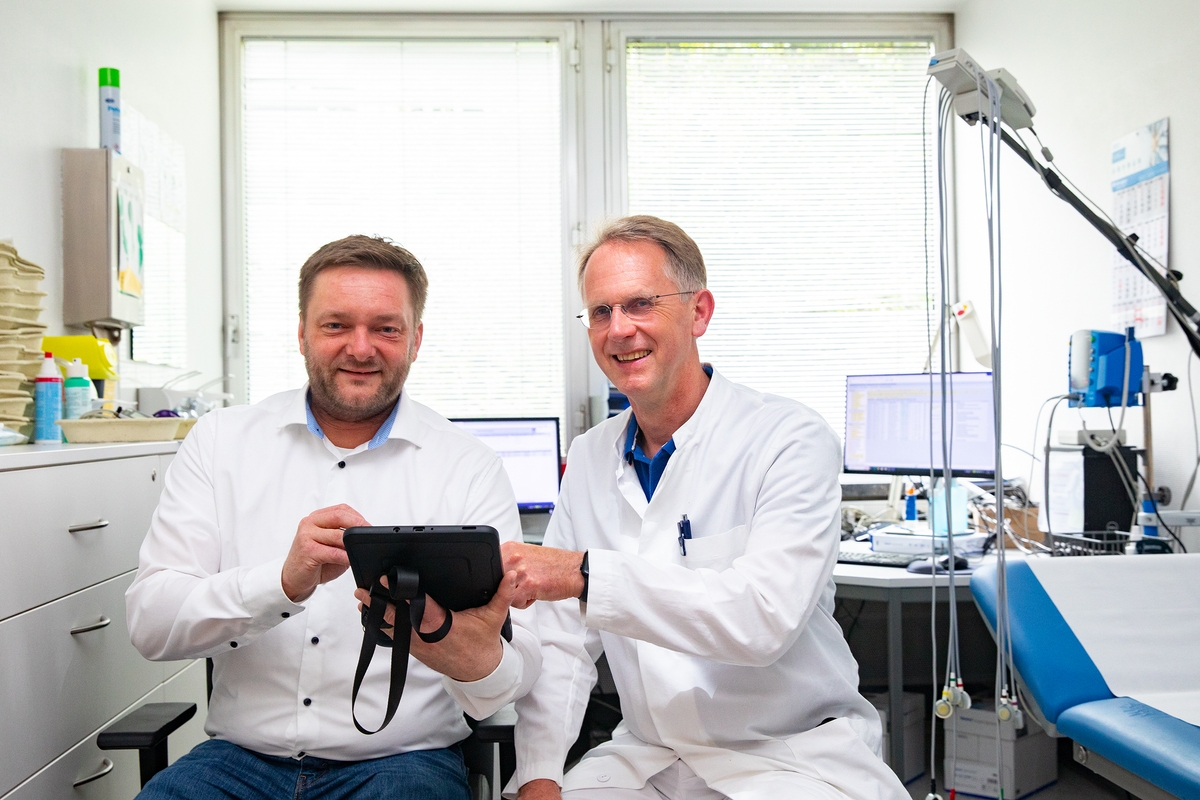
[351,566,453,735]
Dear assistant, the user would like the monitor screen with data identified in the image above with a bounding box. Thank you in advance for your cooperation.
[843,372,996,477]
[451,418,561,512]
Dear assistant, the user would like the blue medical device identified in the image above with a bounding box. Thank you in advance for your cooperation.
[1068,328,1143,408]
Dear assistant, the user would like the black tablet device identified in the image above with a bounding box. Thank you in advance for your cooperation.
[342,525,512,735]
[343,525,505,613]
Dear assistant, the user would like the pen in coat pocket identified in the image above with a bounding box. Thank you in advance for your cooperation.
[677,514,692,556]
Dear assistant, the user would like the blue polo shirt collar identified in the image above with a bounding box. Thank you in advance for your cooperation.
[305,390,401,451]
[622,364,712,500]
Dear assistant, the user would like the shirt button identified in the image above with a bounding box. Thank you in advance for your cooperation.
[598,774,609,783]
[311,636,320,645]
[297,752,305,758]
[303,698,312,706]
[338,461,346,469]
[229,641,238,648]
[281,612,290,619]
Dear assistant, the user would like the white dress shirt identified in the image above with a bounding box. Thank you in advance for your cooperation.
[512,369,906,800]
[127,386,540,761]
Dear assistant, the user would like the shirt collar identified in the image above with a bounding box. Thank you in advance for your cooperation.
[304,391,401,451]
[279,384,426,450]
[618,363,716,460]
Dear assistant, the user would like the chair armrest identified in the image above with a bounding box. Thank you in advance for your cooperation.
[472,704,516,743]
[97,703,197,751]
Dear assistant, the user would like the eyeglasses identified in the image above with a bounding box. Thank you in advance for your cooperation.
[576,292,695,330]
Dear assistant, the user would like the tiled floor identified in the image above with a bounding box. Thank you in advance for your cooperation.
[904,755,1130,799]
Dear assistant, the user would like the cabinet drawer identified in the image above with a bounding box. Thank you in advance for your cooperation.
[0,573,163,796]
[0,725,142,800]
[0,662,207,800]
[0,661,208,800]
[0,455,163,621]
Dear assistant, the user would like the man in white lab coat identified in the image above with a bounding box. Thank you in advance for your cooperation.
[502,217,907,800]
[126,235,539,799]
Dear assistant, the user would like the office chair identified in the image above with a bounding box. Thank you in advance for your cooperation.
[97,660,515,799]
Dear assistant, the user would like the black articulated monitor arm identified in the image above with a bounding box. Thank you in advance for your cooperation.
[999,128,1200,359]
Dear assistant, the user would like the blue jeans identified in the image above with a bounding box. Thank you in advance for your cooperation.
[137,738,470,800]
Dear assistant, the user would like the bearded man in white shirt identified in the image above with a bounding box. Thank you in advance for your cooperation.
[126,235,540,800]
[501,217,908,800]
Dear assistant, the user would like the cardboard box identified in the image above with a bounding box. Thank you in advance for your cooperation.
[1005,506,1043,547]
[944,703,1057,798]
[865,691,926,783]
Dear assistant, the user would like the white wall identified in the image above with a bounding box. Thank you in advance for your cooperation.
[953,0,1200,545]
[0,0,222,387]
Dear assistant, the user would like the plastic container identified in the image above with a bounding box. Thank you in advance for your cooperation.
[64,358,91,420]
[34,351,62,443]
[930,479,969,535]
[99,67,121,152]
[58,417,180,443]
[904,487,918,521]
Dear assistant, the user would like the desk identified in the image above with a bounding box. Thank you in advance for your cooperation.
[833,561,975,779]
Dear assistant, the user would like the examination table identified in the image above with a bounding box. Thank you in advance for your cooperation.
[971,554,1200,800]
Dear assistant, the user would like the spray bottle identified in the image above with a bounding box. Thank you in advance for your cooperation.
[64,358,91,421]
[99,67,121,152]
[34,352,63,444]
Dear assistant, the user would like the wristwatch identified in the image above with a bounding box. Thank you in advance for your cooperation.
[579,551,589,602]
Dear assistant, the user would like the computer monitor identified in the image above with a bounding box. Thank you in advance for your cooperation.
[451,418,562,512]
[843,372,996,478]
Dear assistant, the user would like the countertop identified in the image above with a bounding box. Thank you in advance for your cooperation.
[0,440,181,471]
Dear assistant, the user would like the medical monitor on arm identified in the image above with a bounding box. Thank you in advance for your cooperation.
[451,417,561,512]
[843,372,996,478]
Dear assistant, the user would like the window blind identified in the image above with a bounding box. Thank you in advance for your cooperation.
[241,38,565,427]
[625,41,938,440]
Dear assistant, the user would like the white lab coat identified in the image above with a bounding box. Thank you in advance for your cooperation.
[512,369,907,800]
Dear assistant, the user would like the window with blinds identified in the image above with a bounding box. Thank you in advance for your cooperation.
[625,41,938,439]
[240,38,565,426]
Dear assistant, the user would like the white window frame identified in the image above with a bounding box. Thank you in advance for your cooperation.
[219,13,591,439]
[220,13,957,449]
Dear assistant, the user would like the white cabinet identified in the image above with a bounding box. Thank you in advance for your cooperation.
[0,442,205,800]
[0,455,163,621]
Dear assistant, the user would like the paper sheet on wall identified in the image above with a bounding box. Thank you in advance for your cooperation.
[122,106,187,234]
[1037,447,1083,533]
[120,105,188,368]
[1110,118,1169,337]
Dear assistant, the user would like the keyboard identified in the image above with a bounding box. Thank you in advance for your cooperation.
[836,548,921,568]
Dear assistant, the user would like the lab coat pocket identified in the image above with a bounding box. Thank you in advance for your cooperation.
[684,524,748,569]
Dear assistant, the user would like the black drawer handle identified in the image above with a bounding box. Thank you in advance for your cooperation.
[70,616,112,635]
[73,758,114,787]
[69,519,110,534]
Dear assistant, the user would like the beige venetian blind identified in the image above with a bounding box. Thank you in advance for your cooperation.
[240,38,565,426]
[626,41,938,438]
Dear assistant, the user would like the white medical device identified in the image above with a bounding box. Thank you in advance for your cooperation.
[927,48,1037,130]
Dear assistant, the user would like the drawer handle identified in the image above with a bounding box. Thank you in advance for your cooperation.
[68,519,110,534]
[70,616,112,635]
[73,758,114,787]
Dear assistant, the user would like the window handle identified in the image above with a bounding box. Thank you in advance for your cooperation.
[73,758,114,788]
[70,617,112,635]
[69,519,110,534]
